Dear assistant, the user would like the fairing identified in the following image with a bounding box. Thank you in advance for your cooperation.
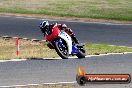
[58,30,72,54]
[45,27,60,42]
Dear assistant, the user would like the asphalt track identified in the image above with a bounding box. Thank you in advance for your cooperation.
[0,15,132,88]
[0,54,132,88]
[0,15,132,46]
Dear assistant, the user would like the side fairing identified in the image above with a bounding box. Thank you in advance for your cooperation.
[45,27,60,42]
[58,30,72,54]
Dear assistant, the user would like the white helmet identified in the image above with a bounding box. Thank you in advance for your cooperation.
[39,21,49,29]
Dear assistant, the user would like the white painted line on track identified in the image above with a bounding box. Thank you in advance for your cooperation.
[0,85,26,88]
[85,52,132,58]
[0,52,132,63]
[0,81,77,88]
[124,52,132,54]
[0,86,14,88]
[56,81,77,84]
[24,17,37,20]
[0,15,11,18]
[15,16,25,19]
[0,59,27,62]
[0,58,61,63]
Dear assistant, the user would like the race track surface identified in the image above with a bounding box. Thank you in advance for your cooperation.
[0,54,132,88]
[0,15,132,88]
[0,15,132,46]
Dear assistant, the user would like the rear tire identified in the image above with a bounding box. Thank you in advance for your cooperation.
[54,39,69,59]
[76,48,86,58]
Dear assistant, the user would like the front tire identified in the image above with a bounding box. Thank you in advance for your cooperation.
[54,39,69,59]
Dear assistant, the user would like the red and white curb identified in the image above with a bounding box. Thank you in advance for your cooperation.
[0,36,46,42]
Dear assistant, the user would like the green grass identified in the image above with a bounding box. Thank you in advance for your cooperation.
[85,43,132,55]
[0,0,132,21]
[0,37,132,60]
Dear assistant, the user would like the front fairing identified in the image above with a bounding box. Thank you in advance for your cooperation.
[58,30,72,54]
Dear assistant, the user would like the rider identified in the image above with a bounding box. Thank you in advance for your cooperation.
[39,21,79,44]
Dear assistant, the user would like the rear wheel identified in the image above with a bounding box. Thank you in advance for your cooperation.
[76,47,86,58]
[54,39,69,59]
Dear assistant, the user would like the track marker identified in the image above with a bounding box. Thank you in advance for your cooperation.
[16,38,20,56]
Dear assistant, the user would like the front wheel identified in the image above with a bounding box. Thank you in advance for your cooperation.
[54,39,69,59]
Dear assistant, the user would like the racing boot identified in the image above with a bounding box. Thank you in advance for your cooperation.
[71,34,84,47]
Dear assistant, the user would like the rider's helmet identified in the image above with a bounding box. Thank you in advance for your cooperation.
[39,21,49,29]
[39,21,50,34]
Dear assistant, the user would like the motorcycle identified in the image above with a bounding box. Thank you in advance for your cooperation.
[44,24,86,59]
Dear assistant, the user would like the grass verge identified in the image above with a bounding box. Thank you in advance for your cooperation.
[0,37,132,60]
[0,0,132,21]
